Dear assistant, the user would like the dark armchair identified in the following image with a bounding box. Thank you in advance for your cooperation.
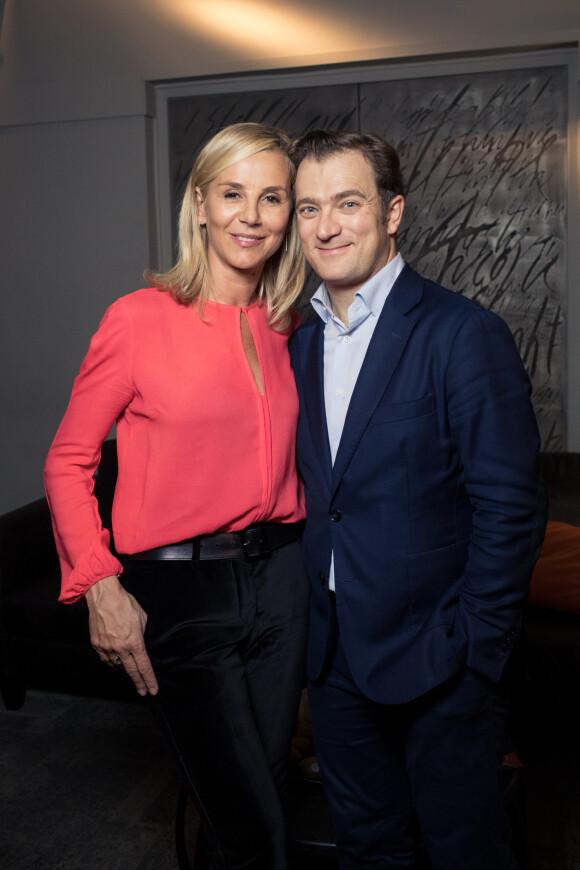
[0,439,131,709]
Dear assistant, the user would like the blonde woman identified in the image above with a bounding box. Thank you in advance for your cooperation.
[45,123,309,869]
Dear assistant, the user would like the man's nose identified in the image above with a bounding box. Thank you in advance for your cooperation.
[316,209,341,240]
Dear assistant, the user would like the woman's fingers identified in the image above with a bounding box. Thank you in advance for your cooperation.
[86,575,159,696]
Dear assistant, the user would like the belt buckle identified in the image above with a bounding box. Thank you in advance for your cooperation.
[242,525,269,560]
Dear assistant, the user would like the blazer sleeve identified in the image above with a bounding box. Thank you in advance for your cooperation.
[447,305,542,683]
[44,300,134,603]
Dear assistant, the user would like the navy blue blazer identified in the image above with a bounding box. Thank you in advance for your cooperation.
[290,265,542,704]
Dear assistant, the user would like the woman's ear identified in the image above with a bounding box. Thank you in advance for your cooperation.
[386,195,404,236]
[195,187,206,225]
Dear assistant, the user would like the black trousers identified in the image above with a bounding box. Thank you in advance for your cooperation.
[122,539,310,870]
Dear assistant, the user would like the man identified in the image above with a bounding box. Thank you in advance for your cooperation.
[288,130,542,869]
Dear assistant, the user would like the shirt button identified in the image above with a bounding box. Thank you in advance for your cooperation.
[343,335,350,343]
[319,572,326,586]
[329,509,342,522]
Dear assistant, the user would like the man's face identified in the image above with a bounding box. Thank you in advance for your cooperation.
[294,150,403,299]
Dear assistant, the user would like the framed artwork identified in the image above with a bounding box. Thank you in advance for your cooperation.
[149,47,577,450]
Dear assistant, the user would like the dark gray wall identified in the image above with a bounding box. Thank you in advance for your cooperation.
[1,0,579,514]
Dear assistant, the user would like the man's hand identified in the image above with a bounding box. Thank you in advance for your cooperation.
[85,574,158,697]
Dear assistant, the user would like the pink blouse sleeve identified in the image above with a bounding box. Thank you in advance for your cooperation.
[44,299,134,603]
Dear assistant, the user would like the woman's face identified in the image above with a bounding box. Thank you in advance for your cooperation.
[196,150,292,287]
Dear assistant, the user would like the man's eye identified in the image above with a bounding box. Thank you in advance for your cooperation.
[343,201,359,209]
[299,206,316,216]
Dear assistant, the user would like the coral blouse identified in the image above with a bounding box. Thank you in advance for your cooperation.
[44,288,305,603]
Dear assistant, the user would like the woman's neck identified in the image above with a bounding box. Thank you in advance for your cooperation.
[209,285,258,307]
[206,266,261,306]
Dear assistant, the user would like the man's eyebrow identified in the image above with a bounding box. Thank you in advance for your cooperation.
[334,189,367,201]
[295,195,318,207]
[295,189,368,207]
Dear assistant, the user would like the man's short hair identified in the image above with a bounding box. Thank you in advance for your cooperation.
[289,129,406,215]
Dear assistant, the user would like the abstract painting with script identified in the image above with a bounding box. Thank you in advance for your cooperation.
[168,64,567,449]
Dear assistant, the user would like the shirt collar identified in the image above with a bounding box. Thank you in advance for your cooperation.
[311,253,405,326]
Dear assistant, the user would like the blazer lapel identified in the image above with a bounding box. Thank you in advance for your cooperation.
[298,319,333,485]
[331,266,423,493]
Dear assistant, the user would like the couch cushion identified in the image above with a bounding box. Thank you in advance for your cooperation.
[529,521,580,613]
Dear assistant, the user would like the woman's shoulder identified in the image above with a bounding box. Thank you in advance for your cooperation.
[114,286,176,310]
[106,286,186,322]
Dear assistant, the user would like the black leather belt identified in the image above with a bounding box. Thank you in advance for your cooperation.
[125,522,300,562]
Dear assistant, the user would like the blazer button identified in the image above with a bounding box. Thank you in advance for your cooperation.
[319,572,326,586]
[329,509,342,522]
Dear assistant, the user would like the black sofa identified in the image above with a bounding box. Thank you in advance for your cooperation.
[1,445,579,721]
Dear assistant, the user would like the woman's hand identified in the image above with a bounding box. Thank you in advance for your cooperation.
[85,574,159,697]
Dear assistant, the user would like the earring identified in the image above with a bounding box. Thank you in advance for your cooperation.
[285,235,288,253]
[199,221,206,227]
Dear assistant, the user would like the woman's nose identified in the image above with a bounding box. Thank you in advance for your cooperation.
[239,200,261,225]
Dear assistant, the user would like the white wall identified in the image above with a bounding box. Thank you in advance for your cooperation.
[1,0,579,513]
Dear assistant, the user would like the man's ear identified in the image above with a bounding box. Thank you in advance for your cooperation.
[386,195,404,235]
[195,187,206,224]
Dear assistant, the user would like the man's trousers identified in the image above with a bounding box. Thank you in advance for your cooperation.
[308,622,518,870]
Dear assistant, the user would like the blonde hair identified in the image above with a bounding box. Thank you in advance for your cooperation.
[146,122,305,331]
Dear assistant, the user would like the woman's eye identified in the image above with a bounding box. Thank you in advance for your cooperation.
[264,194,281,204]
[224,191,241,200]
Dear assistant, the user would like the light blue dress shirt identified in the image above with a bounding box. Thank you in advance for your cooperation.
[310,253,405,590]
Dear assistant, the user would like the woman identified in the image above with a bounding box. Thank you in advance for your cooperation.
[44,122,309,870]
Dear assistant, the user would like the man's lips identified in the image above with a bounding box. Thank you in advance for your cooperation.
[316,243,351,254]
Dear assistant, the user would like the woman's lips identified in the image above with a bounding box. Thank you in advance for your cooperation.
[231,233,265,247]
